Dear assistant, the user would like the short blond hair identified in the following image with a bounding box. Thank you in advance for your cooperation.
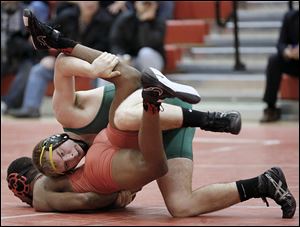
[32,139,62,177]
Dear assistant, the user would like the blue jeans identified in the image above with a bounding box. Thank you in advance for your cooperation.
[133,47,164,72]
[2,60,34,109]
[28,1,49,23]
[22,63,54,109]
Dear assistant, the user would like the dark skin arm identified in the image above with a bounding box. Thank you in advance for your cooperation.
[33,176,134,212]
[35,191,118,212]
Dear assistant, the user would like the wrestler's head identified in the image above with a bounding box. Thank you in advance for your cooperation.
[7,157,42,207]
[32,133,89,177]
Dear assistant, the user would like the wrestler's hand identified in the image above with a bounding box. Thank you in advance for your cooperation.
[91,52,121,79]
[113,190,136,208]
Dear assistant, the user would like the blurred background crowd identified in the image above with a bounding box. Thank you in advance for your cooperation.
[1,1,299,123]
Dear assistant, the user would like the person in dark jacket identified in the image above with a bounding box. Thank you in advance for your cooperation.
[52,2,114,53]
[110,1,166,72]
[7,1,114,118]
[260,9,299,123]
[1,1,50,113]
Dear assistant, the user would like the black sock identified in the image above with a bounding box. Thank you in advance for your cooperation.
[181,108,209,128]
[236,177,260,202]
[59,37,77,48]
[143,102,160,113]
[57,37,77,54]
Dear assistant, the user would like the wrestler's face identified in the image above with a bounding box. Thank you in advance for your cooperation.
[48,140,86,173]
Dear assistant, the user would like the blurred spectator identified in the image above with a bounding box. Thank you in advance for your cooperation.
[260,9,299,123]
[7,1,114,118]
[1,1,50,113]
[52,1,78,15]
[97,1,135,87]
[109,1,166,72]
[157,1,174,20]
[103,1,134,16]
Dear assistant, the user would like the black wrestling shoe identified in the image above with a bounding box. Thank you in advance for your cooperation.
[141,67,201,105]
[257,167,296,219]
[23,9,75,53]
[202,111,242,135]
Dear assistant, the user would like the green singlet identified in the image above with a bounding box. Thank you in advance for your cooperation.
[64,84,194,160]
[63,84,115,135]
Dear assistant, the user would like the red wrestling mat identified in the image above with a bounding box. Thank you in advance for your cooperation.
[1,118,299,226]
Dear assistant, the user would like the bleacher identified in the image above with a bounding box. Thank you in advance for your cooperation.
[280,74,299,100]
[164,1,231,72]
[2,1,298,102]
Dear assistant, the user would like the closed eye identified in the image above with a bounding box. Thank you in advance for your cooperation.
[64,162,68,171]
[56,150,64,159]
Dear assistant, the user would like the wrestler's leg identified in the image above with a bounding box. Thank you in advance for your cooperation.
[156,115,240,217]
[111,100,168,190]
[156,114,296,219]
[23,9,144,128]
[115,90,242,135]
[70,44,141,87]
[23,8,141,78]
[24,9,240,133]
[137,102,168,179]
[115,89,183,130]
[156,158,240,217]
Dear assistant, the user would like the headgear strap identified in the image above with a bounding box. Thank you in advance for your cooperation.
[38,134,89,174]
[39,134,70,174]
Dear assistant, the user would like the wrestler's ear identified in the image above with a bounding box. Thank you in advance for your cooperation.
[110,71,121,78]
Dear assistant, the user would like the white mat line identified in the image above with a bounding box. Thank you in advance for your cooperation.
[193,137,282,145]
[1,212,57,220]
[193,164,299,168]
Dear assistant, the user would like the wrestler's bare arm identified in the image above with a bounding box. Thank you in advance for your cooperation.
[33,177,134,212]
[111,109,168,190]
[34,190,118,212]
[52,53,120,127]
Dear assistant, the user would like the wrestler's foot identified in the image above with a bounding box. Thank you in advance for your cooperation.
[141,67,201,105]
[257,167,296,219]
[23,9,76,53]
[202,111,242,135]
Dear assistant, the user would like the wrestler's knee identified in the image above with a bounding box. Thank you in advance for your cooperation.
[54,53,67,69]
[114,107,140,131]
[165,199,196,218]
[114,63,141,89]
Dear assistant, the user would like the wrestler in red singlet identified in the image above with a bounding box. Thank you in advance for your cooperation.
[68,124,139,194]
